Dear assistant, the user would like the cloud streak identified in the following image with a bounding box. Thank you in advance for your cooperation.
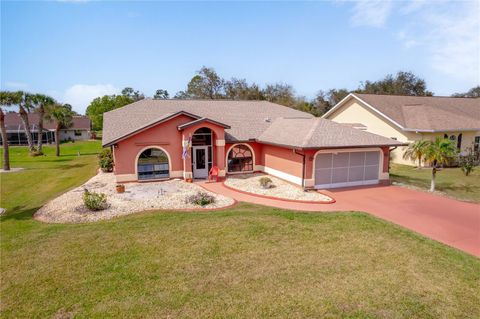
[350,0,393,28]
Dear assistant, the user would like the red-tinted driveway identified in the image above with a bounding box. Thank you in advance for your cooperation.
[201,182,480,257]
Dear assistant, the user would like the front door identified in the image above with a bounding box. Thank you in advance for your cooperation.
[193,146,209,178]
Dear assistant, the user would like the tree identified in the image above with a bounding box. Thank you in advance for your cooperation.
[86,94,134,131]
[357,71,433,96]
[32,94,55,154]
[153,89,169,99]
[263,83,296,107]
[14,91,38,152]
[403,140,430,168]
[45,103,74,157]
[451,86,480,98]
[423,138,458,192]
[186,66,224,99]
[121,87,144,101]
[0,91,21,170]
[173,90,190,99]
[224,78,264,100]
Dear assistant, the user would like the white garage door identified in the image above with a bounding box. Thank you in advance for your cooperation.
[314,151,380,189]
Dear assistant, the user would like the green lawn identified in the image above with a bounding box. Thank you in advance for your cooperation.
[390,163,480,203]
[1,142,479,318]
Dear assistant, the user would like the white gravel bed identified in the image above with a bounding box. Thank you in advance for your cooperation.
[35,172,234,223]
[224,173,332,202]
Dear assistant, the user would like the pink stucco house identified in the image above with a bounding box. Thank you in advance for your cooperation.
[102,100,404,189]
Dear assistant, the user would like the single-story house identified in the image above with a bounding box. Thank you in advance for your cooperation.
[102,99,404,189]
[1,112,91,145]
[322,94,480,165]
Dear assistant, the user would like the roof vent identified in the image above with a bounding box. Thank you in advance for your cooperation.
[264,117,271,123]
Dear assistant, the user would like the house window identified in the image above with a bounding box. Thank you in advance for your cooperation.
[457,133,462,149]
[137,148,169,180]
[227,144,254,172]
[74,130,82,136]
[474,136,480,153]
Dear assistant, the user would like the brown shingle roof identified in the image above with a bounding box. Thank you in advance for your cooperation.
[102,99,313,146]
[4,113,91,131]
[352,94,480,131]
[257,117,404,149]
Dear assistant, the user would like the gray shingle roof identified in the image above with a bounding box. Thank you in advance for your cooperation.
[257,117,405,148]
[353,94,480,131]
[102,99,403,149]
[102,99,313,146]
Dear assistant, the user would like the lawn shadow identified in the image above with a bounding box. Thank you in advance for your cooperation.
[0,206,39,221]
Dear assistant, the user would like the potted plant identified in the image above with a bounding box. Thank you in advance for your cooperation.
[116,184,125,193]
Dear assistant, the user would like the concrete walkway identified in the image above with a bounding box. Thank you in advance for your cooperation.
[200,182,480,257]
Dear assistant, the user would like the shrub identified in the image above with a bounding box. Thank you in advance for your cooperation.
[83,189,108,211]
[259,177,273,189]
[185,191,215,206]
[98,148,113,172]
[457,146,479,176]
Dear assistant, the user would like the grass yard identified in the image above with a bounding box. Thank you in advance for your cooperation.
[390,163,480,203]
[1,142,479,318]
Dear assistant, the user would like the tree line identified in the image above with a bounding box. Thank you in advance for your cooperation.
[0,91,75,170]
[87,67,478,131]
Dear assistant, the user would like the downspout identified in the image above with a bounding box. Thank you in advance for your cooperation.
[294,149,306,189]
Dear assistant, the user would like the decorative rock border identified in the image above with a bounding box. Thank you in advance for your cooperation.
[222,182,336,204]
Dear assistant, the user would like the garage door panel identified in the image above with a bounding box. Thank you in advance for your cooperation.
[364,165,379,180]
[316,154,332,169]
[333,153,349,167]
[348,166,364,182]
[315,150,381,189]
[365,151,379,165]
[349,152,365,166]
[315,168,332,184]
[332,167,349,183]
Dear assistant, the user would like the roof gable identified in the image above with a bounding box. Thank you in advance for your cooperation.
[324,93,480,132]
[103,111,200,146]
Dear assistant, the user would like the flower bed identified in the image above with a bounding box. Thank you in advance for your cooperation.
[35,172,235,223]
[224,173,333,202]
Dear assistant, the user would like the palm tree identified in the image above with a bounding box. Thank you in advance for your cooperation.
[16,91,37,152]
[403,139,430,168]
[33,94,55,154]
[0,91,21,170]
[424,138,458,192]
[45,103,73,156]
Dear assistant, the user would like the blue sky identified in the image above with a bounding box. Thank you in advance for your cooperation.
[1,0,479,114]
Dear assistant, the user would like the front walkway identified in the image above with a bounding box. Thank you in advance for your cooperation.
[200,182,480,257]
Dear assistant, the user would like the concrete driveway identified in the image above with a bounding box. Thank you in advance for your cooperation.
[327,186,480,257]
[201,182,480,257]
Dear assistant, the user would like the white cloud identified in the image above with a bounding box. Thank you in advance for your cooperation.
[348,0,480,86]
[61,84,119,115]
[4,81,28,90]
[424,2,480,83]
[350,0,393,28]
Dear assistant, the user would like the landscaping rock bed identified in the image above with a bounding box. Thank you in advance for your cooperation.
[224,173,333,202]
[35,172,234,223]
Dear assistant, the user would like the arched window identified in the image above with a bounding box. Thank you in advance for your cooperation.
[227,144,253,172]
[137,148,169,180]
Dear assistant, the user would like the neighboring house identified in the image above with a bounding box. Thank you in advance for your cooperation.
[1,112,91,145]
[102,99,403,189]
[323,94,480,165]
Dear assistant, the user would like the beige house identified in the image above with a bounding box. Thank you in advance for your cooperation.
[323,93,480,166]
